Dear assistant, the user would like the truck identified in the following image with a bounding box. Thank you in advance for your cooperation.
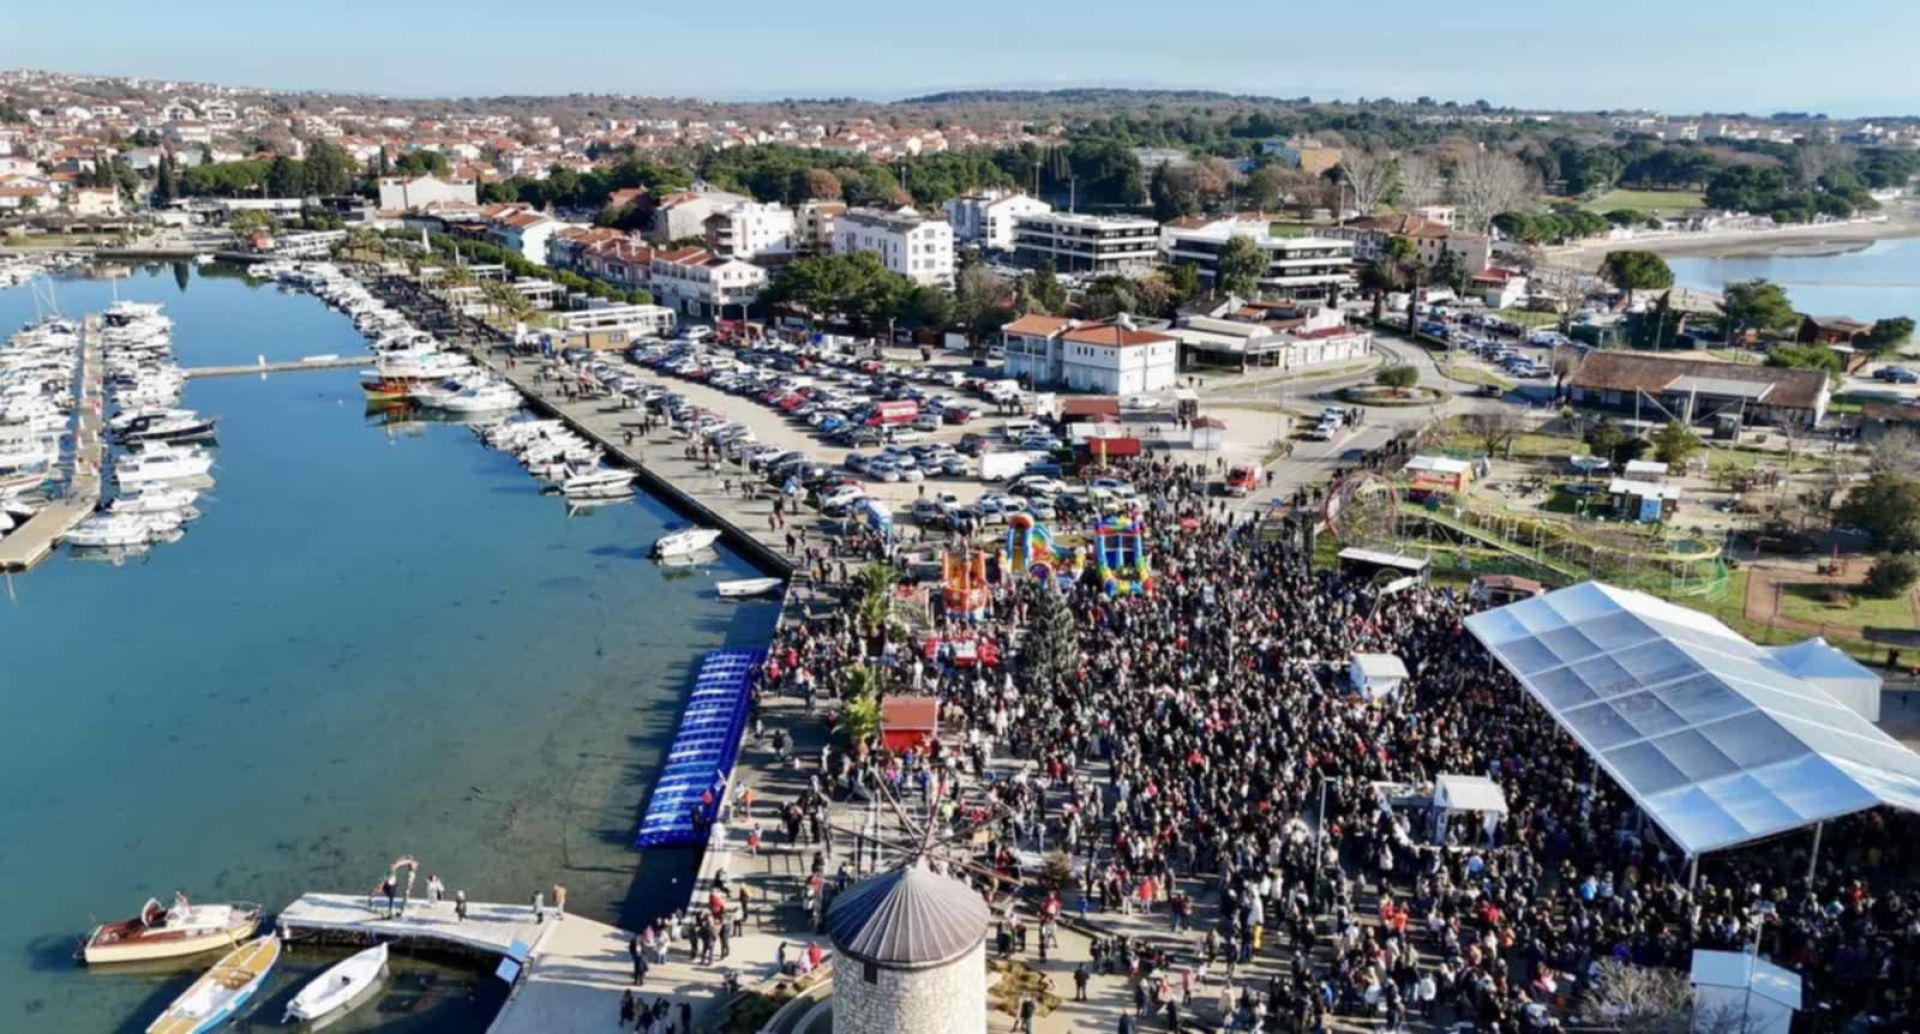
[865,400,920,427]
[978,451,1032,482]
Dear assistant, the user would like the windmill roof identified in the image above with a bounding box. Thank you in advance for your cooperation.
[826,862,988,968]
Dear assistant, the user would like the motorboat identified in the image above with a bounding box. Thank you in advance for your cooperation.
[436,383,522,414]
[652,527,722,558]
[145,934,279,1034]
[560,468,636,499]
[284,942,387,1028]
[116,444,214,487]
[717,577,785,599]
[107,487,199,515]
[83,895,263,965]
[114,411,218,445]
[66,513,160,549]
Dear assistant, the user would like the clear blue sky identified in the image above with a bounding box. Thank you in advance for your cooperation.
[7,0,1917,116]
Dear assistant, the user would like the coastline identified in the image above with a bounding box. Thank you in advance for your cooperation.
[1543,202,1920,268]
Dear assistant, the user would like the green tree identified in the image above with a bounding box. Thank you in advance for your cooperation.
[1376,365,1419,390]
[839,666,884,743]
[1765,343,1844,381]
[1600,250,1675,307]
[1652,421,1701,468]
[227,209,274,238]
[853,563,900,642]
[1020,261,1067,316]
[1839,472,1920,552]
[1020,585,1080,688]
[1168,262,1202,306]
[1430,247,1470,296]
[1863,317,1915,358]
[1214,233,1268,299]
[1243,167,1282,211]
[151,153,177,205]
[302,139,356,195]
[265,155,306,198]
[1863,554,1920,599]
[953,264,1011,349]
[1719,278,1798,344]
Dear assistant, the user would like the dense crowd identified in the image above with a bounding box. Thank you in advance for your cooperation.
[753,452,1918,1032]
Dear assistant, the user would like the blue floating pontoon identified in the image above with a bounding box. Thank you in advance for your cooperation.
[633,648,765,849]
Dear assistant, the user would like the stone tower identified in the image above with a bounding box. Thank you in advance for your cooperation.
[825,861,989,1034]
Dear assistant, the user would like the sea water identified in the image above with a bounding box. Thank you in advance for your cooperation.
[0,265,778,1030]
[1669,234,1920,323]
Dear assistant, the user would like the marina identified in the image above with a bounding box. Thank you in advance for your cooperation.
[0,267,782,1031]
[0,313,105,571]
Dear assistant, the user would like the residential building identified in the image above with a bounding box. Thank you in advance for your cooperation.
[377,174,477,212]
[578,238,654,292]
[646,187,750,245]
[703,200,796,260]
[1011,212,1160,275]
[648,246,767,318]
[794,200,845,255]
[833,207,955,287]
[545,225,627,270]
[1000,314,1179,394]
[67,186,123,218]
[487,210,563,266]
[1323,214,1491,276]
[1567,352,1830,428]
[0,184,57,211]
[1260,138,1344,176]
[1160,224,1355,302]
[943,189,1051,251]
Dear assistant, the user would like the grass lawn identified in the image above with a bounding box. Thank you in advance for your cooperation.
[1495,308,1562,329]
[1438,363,1515,390]
[1580,189,1705,216]
[1685,569,1888,664]
[1777,581,1916,632]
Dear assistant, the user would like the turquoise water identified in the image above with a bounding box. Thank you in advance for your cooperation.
[1669,234,1920,323]
[0,265,779,1030]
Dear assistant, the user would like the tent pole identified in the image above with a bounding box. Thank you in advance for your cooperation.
[1808,820,1824,882]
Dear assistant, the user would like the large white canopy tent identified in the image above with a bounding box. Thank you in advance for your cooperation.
[1464,582,1918,867]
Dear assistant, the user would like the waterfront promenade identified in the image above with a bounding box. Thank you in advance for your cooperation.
[0,314,105,572]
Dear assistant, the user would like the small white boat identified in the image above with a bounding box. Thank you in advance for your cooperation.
[560,468,636,499]
[145,934,279,1034]
[717,577,784,599]
[284,941,388,1028]
[651,527,722,558]
[108,488,199,515]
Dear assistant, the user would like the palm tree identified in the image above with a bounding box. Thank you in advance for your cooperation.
[854,562,899,644]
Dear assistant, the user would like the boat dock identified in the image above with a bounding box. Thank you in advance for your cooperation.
[276,892,643,1034]
[183,356,364,378]
[634,649,766,849]
[0,315,105,572]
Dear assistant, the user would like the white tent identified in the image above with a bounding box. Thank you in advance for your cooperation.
[1690,950,1799,1034]
[1769,637,1883,722]
[1434,774,1509,815]
[1349,653,1410,700]
[1465,581,1920,859]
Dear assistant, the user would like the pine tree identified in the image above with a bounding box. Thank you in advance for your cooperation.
[1020,585,1080,688]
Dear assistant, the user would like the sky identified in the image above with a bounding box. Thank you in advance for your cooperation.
[6,0,1919,117]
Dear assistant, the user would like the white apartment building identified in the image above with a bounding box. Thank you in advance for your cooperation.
[943,189,1051,251]
[833,207,955,287]
[703,201,796,260]
[1001,315,1179,395]
[649,247,768,318]
[487,211,564,266]
[378,174,478,212]
[1011,212,1160,274]
[1160,225,1356,302]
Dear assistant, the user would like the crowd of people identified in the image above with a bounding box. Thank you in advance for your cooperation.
[748,449,1919,1032]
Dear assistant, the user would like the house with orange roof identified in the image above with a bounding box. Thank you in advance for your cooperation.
[1001,315,1178,394]
[648,246,767,318]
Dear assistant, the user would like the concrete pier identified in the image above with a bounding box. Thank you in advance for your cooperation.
[0,315,105,572]
[183,355,365,378]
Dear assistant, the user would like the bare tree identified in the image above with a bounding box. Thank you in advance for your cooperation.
[1337,147,1398,216]
[1449,149,1538,232]
[1576,959,1692,1034]
[1867,426,1920,477]
[1550,344,1585,395]
[1397,153,1445,208]
[1462,410,1529,459]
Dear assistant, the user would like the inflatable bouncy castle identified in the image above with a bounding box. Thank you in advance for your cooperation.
[1093,516,1152,596]
[1005,513,1084,589]
[941,548,991,622]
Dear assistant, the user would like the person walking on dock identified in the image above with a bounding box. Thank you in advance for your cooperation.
[532,889,546,924]
[455,889,468,922]
[620,988,638,1028]
[553,883,568,921]
[379,876,397,918]
[629,934,645,983]
[426,873,444,903]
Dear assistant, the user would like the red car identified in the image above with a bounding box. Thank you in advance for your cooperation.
[1225,466,1258,497]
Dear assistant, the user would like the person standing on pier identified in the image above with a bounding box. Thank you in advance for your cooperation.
[426,873,444,903]
[620,988,637,1028]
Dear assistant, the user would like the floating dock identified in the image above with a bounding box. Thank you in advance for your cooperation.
[634,648,765,848]
[183,356,364,378]
[0,315,105,572]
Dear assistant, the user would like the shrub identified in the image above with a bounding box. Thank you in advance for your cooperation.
[1863,554,1920,599]
[1376,365,1419,390]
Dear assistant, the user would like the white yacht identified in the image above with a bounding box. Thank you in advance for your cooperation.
[560,468,636,499]
[436,383,522,414]
[65,513,159,549]
[115,444,214,487]
[652,527,722,559]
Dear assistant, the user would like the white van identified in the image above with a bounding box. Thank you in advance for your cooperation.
[1001,418,1040,439]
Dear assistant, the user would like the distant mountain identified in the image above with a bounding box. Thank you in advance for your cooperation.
[894,88,1297,106]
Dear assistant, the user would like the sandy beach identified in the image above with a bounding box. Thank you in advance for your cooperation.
[1544,201,1920,269]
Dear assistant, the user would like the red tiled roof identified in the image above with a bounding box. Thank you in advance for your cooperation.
[1002,314,1072,337]
[1062,324,1174,348]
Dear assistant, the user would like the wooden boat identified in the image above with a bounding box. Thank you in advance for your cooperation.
[84,897,262,965]
[146,934,279,1034]
[284,942,387,1028]
[716,577,784,599]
